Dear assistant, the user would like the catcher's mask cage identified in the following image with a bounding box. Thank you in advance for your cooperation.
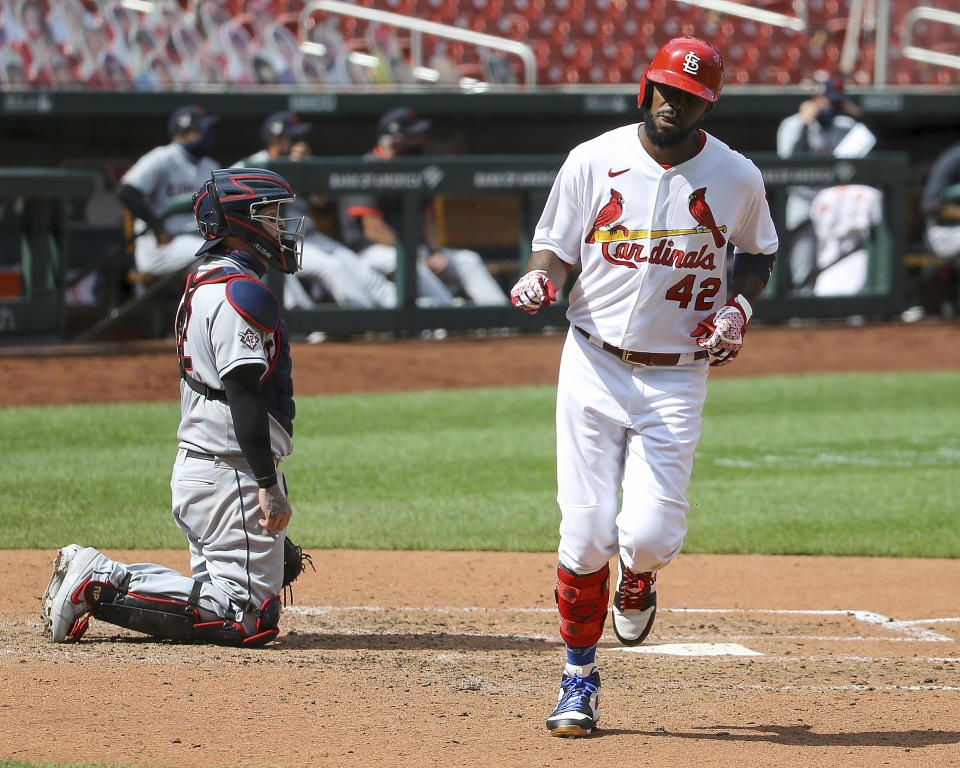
[637,36,724,108]
[193,168,305,274]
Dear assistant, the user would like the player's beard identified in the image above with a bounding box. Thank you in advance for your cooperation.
[638,103,700,148]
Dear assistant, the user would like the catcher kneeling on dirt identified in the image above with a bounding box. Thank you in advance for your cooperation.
[41,168,312,647]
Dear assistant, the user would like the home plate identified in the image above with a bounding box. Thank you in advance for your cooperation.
[611,643,763,657]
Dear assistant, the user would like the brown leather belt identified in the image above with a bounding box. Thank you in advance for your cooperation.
[575,325,707,366]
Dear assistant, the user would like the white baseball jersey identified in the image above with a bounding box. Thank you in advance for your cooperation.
[533,125,778,354]
[176,256,293,460]
[122,142,219,236]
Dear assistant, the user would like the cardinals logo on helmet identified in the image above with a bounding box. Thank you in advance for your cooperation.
[682,52,700,75]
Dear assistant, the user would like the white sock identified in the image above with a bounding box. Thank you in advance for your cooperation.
[564,663,597,678]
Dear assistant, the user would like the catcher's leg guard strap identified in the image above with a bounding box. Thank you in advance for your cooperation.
[555,563,609,647]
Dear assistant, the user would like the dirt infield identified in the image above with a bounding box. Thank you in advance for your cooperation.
[2,320,959,406]
[3,321,960,767]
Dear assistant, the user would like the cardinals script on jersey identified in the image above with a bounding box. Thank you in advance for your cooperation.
[534,124,777,354]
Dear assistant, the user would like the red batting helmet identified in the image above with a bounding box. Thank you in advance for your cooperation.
[637,37,724,107]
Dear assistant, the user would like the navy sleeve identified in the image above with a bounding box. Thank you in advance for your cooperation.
[117,183,164,234]
[222,364,278,488]
[733,252,777,285]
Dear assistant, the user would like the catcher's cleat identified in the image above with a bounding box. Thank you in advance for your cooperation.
[546,669,601,737]
[40,545,84,638]
[612,559,657,646]
[41,545,102,642]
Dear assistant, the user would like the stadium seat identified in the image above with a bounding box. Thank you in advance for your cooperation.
[383,0,418,13]
[555,0,587,21]
[495,14,530,40]
[536,17,572,47]
[504,0,546,16]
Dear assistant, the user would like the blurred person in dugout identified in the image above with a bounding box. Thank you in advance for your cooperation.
[916,137,960,316]
[117,104,219,278]
[233,110,397,310]
[776,74,882,297]
[337,106,508,306]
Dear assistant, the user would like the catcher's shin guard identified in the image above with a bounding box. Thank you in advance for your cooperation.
[555,564,609,648]
[80,578,282,647]
[82,577,203,642]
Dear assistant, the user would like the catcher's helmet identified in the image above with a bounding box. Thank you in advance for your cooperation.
[193,168,304,273]
[637,37,724,107]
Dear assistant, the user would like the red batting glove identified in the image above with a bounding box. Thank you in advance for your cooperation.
[510,269,557,314]
[690,294,753,366]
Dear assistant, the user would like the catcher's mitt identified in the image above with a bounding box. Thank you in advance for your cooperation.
[282,536,315,605]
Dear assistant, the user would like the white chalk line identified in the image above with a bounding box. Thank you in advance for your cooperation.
[723,684,960,692]
[710,442,960,470]
[8,609,960,691]
[896,616,960,625]
[283,606,955,643]
[13,606,957,645]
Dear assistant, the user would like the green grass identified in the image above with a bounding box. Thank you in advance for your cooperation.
[1,371,957,557]
[0,763,132,768]
[688,373,960,556]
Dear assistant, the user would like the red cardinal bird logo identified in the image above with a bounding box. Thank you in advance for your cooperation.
[585,188,625,244]
[688,187,726,248]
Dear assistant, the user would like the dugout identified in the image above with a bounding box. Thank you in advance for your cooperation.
[0,153,908,343]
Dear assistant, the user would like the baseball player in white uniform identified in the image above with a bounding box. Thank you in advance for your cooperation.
[510,37,778,737]
[118,104,220,276]
[42,168,303,647]
[234,111,398,310]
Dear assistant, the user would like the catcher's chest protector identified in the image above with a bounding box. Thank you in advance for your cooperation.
[176,267,295,435]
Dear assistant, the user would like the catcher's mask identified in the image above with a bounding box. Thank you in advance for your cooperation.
[192,168,304,274]
[637,36,724,108]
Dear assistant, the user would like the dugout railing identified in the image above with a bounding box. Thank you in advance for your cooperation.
[266,152,910,336]
[0,154,909,343]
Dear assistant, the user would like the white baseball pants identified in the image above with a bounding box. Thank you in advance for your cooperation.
[299,233,398,308]
[133,232,206,275]
[555,327,708,576]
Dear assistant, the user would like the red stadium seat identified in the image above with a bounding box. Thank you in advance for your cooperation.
[537,17,572,47]
[563,64,582,83]
[383,0,418,14]
[495,14,530,40]
[530,40,552,68]
[421,0,459,24]
[504,0,546,16]
[555,0,587,20]
[470,0,505,19]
